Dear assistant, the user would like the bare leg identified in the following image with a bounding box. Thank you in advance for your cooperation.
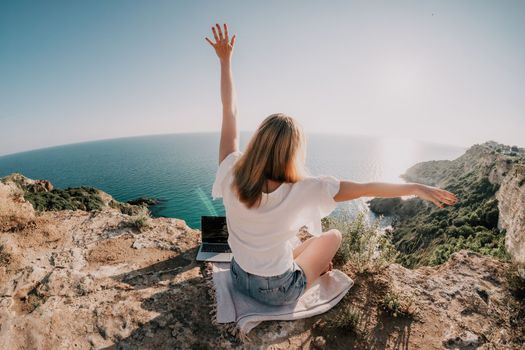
[293,236,333,274]
[292,236,318,259]
[294,229,342,290]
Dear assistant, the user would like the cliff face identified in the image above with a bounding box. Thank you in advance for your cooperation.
[1,173,524,349]
[400,141,525,264]
[496,163,525,263]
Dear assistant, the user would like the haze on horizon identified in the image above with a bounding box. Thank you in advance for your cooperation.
[1,0,524,157]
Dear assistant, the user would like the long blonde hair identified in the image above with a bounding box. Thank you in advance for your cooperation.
[231,113,308,209]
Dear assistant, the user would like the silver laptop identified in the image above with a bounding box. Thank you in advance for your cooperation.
[196,216,233,262]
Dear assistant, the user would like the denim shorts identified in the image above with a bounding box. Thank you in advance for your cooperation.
[230,257,308,306]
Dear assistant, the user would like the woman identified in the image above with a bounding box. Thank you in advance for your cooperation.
[205,23,458,306]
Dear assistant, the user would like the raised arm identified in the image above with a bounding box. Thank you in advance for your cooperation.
[333,180,458,208]
[205,23,239,164]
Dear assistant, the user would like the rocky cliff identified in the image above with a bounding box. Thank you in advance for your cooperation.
[369,141,525,267]
[1,173,524,349]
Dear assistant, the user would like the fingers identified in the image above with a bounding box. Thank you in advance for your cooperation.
[205,37,215,47]
[418,185,459,209]
[211,26,219,42]
[423,186,458,207]
[434,189,458,205]
[439,189,457,201]
[215,23,224,41]
[432,196,445,208]
[208,23,235,52]
[432,192,456,208]
[434,191,454,204]
[224,23,229,42]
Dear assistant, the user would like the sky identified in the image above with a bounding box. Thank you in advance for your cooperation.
[1,0,524,156]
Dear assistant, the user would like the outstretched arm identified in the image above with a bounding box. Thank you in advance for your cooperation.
[333,181,458,208]
[206,23,239,164]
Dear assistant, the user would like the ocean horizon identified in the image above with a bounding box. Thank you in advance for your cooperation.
[0,132,466,229]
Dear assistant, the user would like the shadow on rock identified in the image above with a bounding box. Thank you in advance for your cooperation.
[102,247,238,349]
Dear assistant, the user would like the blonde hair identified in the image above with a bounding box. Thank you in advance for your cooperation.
[231,113,308,209]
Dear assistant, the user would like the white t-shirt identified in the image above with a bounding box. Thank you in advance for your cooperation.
[211,151,341,277]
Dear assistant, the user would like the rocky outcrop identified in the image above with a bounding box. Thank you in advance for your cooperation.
[370,141,525,265]
[126,197,160,206]
[1,173,150,217]
[1,174,524,349]
[1,172,54,193]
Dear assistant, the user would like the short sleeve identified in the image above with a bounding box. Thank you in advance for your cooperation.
[211,151,243,200]
[318,175,340,217]
[305,175,340,236]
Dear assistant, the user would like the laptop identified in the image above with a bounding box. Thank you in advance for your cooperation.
[196,216,233,262]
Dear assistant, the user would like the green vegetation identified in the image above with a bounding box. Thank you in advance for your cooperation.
[322,211,398,273]
[24,187,104,212]
[324,303,362,333]
[373,170,510,268]
[125,214,151,232]
[381,290,416,318]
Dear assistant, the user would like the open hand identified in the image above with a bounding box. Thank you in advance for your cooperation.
[414,184,458,209]
[205,23,236,63]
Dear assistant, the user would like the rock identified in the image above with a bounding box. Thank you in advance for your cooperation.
[498,164,525,263]
[0,173,53,193]
[127,197,160,206]
[312,336,327,348]
[443,330,482,349]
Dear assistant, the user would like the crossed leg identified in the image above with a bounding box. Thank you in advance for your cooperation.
[293,229,342,290]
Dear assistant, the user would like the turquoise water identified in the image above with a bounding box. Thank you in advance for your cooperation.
[0,132,465,229]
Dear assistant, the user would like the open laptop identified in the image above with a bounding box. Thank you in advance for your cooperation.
[196,216,233,262]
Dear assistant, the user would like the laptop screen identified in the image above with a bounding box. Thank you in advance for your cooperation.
[201,216,229,243]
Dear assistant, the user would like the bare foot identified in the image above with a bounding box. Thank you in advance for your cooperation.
[320,261,333,276]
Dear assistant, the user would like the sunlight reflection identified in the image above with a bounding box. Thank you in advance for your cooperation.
[378,137,419,184]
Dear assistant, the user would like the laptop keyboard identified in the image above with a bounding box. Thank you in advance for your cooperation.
[202,243,232,253]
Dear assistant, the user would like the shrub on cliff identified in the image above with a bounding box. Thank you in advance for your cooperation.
[25,187,104,212]
[124,214,151,232]
[381,289,417,318]
[324,303,362,333]
[322,210,398,273]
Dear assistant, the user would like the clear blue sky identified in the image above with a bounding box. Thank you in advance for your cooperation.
[1,0,524,156]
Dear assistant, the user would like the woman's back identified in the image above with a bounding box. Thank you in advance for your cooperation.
[212,151,340,276]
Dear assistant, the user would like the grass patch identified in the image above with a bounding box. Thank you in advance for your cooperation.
[125,214,151,232]
[381,289,417,318]
[324,303,362,333]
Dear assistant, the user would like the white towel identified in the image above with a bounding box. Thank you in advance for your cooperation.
[209,261,354,337]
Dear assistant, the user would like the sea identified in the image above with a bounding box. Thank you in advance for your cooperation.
[0,132,466,229]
